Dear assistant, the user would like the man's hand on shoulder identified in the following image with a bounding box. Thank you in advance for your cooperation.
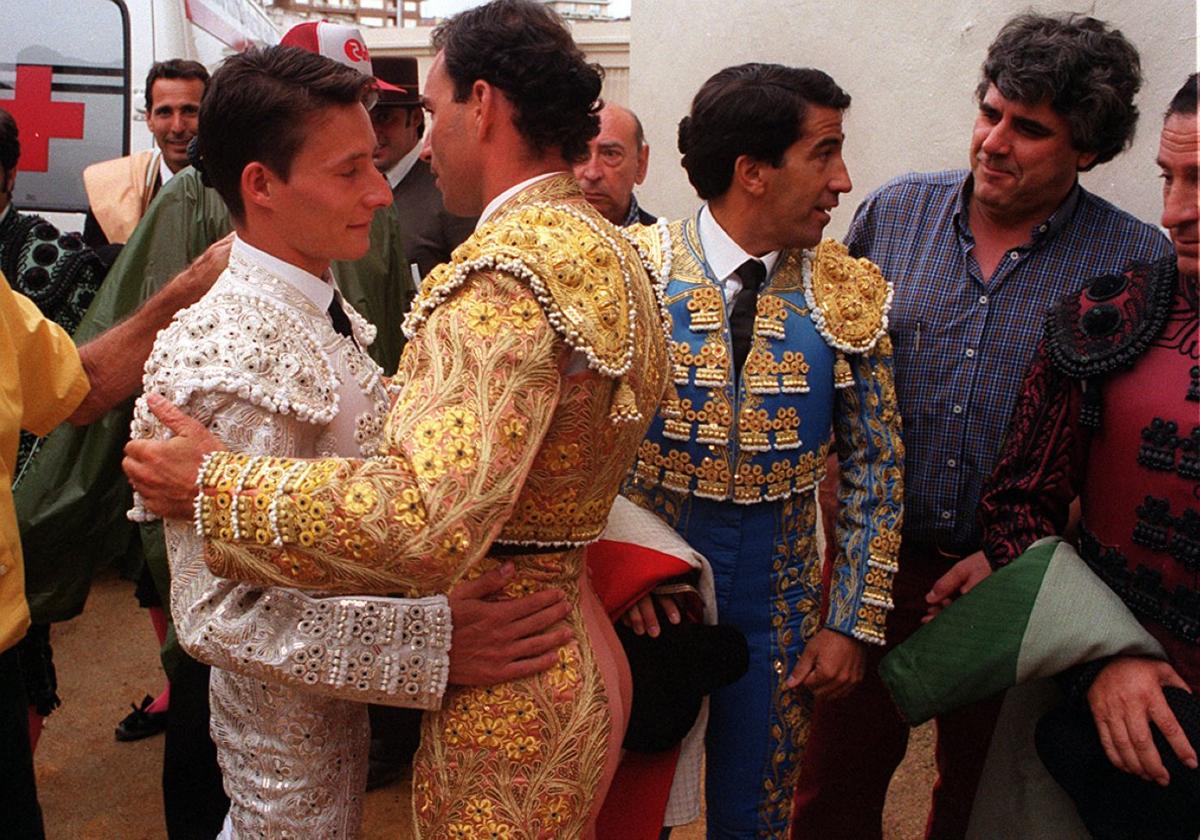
[786,628,865,699]
[176,232,234,301]
[71,234,234,425]
[446,563,573,686]
[1087,656,1197,785]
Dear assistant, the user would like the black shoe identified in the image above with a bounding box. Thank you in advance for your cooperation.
[115,694,168,742]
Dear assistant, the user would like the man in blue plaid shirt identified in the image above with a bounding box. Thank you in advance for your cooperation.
[793,13,1172,839]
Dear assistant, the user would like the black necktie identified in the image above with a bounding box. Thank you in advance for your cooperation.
[729,258,766,381]
[327,294,356,342]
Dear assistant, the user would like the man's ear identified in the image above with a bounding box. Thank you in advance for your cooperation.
[474,79,516,144]
[3,166,16,196]
[732,154,769,198]
[472,79,492,138]
[240,161,276,213]
[635,143,650,184]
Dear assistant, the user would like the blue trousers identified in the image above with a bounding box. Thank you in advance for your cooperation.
[658,491,824,839]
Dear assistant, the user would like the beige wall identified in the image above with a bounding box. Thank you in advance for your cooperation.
[630,0,1197,238]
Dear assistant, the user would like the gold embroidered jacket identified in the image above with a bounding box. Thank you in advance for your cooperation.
[627,215,905,643]
[191,174,670,596]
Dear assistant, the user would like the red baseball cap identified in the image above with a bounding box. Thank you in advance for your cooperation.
[279,21,403,95]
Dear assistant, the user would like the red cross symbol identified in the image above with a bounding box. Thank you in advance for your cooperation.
[0,65,86,173]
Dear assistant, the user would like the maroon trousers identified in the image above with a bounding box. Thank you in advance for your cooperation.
[792,542,1004,840]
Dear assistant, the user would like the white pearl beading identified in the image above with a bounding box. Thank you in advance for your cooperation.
[268,461,307,546]
[229,455,265,541]
[192,450,221,536]
[619,215,675,348]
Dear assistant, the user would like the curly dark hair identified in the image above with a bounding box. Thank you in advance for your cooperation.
[197,46,371,220]
[977,13,1142,171]
[144,58,210,112]
[431,0,602,163]
[678,63,851,201]
[0,108,19,173]
[1167,73,1198,118]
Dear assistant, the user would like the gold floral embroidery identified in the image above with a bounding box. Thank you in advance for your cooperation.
[443,407,479,438]
[548,644,580,690]
[806,238,892,353]
[446,439,477,470]
[500,417,527,452]
[506,298,541,331]
[395,486,427,529]
[438,530,470,561]
[414,450,448,480]
[463,797,494,823]
[466,301,503,336]
[341,481,377,516]
[543,442,581,474]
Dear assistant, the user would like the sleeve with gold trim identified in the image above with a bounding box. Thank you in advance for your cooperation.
[828,336,904,644]
[197,269,564,595]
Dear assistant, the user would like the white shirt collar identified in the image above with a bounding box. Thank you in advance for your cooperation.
[384,142,423,190]
[159,155,176,187]
[476,171,564,230]
[231,235,336,312]
[697,203,781,283]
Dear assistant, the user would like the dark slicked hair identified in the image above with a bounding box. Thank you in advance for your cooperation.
[431,0,602,163]
[145,58,210,112]
[0,108,19,173]
[197,46,372,220]
[678,63,850,201]
[1167,73,1198,118]
[977,13,1142,171]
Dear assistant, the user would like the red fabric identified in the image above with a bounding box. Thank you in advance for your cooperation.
[595,745,681,840]
[587,538,696,837]
[980,279,1200,690]
[1083,341,1199,688]
[792,544,1003,840]
[586,539,694,620]
[0,66,85,172]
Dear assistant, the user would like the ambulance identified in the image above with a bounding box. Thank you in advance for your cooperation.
[1,0,278,221]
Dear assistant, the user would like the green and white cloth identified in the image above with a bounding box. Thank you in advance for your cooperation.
[880,537,1165,839]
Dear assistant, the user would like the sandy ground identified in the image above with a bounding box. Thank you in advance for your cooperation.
[36,569,935,839]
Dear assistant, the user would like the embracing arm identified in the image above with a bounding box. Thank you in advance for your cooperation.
[129,270,565,595]
[139,389,450,708]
